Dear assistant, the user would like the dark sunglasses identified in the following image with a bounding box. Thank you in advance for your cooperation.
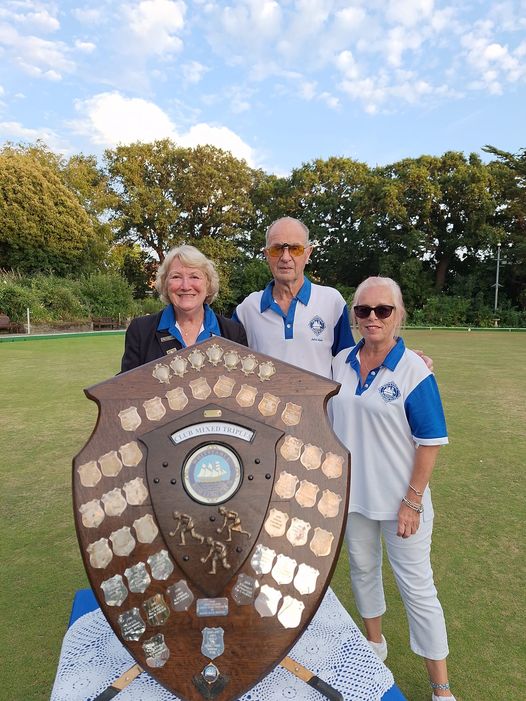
[354,305,395,319]
[266,243,307,257]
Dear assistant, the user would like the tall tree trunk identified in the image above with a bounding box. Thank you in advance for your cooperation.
[434,254,450,292]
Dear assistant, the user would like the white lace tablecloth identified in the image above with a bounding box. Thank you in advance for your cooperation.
[51,588,394,701]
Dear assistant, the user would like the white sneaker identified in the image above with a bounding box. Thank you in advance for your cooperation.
[432,693,456,701]
[367,635,387,661]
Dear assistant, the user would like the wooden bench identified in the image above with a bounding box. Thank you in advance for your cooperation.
[92,316,119,330]
[0,313,24,334]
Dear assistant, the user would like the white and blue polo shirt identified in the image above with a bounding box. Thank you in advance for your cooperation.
[233,277,354,378]
[157,304,220,347]
[331,337,448,521]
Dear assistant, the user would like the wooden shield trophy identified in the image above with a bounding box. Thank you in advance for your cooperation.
[73,338,350,701]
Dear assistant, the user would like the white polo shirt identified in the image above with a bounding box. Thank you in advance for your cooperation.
[331,337,448,521]
[233,277,354,378]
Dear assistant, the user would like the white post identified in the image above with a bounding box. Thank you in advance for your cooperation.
[26,307,31,334]
[494,242,501,313]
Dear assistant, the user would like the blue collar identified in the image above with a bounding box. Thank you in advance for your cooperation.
[157,304,220,346]
[346,336,406,371]
[260,276,312,312]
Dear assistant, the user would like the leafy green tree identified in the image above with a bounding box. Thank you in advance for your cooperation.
[104,140,258,262]
[79,272,135,319]
[380,152,498,293]
[0,145,107,275]
[484,145,526,310]
[276,157,377,287]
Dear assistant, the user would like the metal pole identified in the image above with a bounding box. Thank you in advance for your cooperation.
[494,242,501,313]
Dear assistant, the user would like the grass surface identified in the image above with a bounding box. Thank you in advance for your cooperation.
[1,331,525,700]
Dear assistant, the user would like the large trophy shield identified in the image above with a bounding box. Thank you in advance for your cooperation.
[73,338,350,701]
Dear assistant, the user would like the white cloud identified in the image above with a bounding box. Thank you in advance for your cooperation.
[386,0,434,28]
[74,40,96,53]
[0,6,59,33]
[71,8,105,25]
[70,91,257,165]
[0,120,64,150]
[179,123,255,164]
[461,21,526,90]
[181,60,209,84]
[0,22,74,80]
[122,0,186,56]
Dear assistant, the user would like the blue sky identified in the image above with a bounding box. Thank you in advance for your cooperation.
[0,0,525,174]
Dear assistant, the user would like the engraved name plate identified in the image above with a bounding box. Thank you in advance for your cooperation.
[277,595,305,629]
[196,598,229,617]
[250,544,276,575]
[143,593,170,626]
[166,580,194,612]
[100,574,128,607]
[293,563,320,595]
[201,627,225,660]
[148,549,174,580]
[118,607,146,641]
[231,573,259,605]
[124,562,151,593]
[254,585,282,617]
[143,633,170,668]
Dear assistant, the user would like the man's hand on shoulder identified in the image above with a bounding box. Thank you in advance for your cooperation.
[413,349,433,372]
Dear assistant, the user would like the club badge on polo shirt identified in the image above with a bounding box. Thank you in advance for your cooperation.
[309,316,326,336]
[379,381,401,402]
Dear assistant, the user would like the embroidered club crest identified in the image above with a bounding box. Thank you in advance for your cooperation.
[379,381,401,402]
[309,316,326,336]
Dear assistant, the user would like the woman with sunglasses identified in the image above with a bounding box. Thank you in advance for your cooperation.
[331,276,455,701]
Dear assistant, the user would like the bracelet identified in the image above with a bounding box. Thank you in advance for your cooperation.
[430,682,450,691]
[401,496,424,514]
[409,483,424,497]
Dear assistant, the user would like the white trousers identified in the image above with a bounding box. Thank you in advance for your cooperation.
[345,512,449,660]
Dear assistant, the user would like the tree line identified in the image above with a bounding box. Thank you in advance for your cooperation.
[0,139,524,327]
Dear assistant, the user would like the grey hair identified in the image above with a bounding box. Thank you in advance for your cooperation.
[155,245,220,306]
[351,276,407,337]
[265,217,310,247]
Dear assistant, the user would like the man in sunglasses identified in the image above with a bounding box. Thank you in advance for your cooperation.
[233,216,354,378]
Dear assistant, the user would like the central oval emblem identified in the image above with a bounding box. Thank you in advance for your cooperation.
[182,443,242,505]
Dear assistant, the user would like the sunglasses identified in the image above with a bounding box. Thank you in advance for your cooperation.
[266,243,307,257]
[354,305,395,319]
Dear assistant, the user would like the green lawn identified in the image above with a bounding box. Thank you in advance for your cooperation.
[1,331,525,701]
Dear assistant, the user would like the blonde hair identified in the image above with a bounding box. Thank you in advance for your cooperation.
[155,245,220,305]
[351,276,406,337]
